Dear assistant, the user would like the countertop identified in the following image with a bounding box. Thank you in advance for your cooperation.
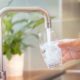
[7,63,80,80]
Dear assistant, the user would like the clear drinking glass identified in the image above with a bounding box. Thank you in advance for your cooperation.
[39,29,62,68]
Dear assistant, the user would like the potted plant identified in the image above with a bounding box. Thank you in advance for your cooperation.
[2,12,45,77]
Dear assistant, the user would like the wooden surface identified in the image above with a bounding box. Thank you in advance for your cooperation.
[63,64,80,80]
[7,70,65,80]
[7,64,80,80]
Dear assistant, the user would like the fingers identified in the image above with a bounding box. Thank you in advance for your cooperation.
[58,39,80,63]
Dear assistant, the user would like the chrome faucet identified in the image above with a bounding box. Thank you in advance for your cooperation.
[0,7,51,80]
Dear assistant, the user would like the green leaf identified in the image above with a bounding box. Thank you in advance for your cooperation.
[15,31,24,38]
[29,33,39,39]
[31,16,54,29]
[3,18,13,32]
[23,21,34,29]
[13,19,28,25]
[7,12,16,18]
[8,13,17,21]
[6,50,12,60]
[22,42,34,49]
[32,18,44,29]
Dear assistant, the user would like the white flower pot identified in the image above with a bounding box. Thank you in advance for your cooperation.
[4,54,24,77]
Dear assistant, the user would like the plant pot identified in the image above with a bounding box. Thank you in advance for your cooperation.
[4,54,24,77]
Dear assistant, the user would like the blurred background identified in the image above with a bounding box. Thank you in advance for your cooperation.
[0,0,80,71]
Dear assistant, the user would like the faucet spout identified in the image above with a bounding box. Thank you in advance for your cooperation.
[0,7,51,28]
[0,7,51,80]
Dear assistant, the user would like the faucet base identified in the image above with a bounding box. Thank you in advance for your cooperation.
[0,71,6,80]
